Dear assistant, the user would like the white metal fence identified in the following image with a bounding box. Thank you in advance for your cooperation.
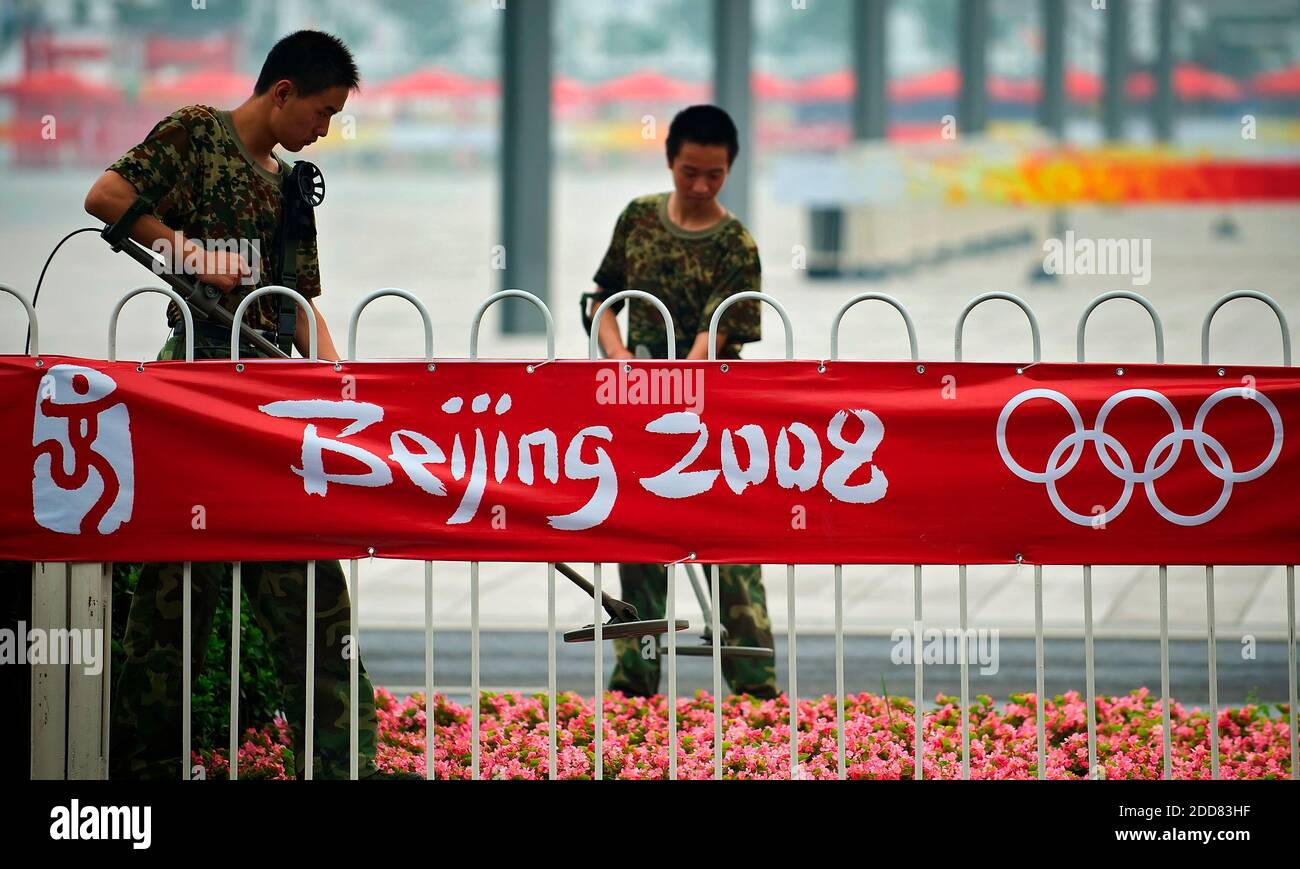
[5,282,1297,780]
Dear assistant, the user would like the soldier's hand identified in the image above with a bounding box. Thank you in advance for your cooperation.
[607,348,635,360]
[195,248,252,294]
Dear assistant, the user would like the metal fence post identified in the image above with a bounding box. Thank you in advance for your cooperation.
[346,288,434,361]
[425,560,434,781]
[1076,290,1166,779]
[829,291,919,780]
[108,286,194,362]
[230,562,242,780]
[709,291,794,780]
[1200,290,1292,782]
[230,285,317,361]
[956,292,1043,778]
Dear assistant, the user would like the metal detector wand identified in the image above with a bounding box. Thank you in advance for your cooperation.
[100,218,289,359]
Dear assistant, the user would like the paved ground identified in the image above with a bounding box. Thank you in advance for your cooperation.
[361,630,1296,706]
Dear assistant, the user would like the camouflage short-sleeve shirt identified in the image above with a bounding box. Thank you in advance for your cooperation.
[593,193,761,359]
[108,104,320,332]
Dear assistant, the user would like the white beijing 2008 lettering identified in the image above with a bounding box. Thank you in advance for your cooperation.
[639,409,887,505]
[258,395,887,531]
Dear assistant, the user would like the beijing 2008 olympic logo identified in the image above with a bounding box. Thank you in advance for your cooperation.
[32,365,135,535]
[997,387,1284,527]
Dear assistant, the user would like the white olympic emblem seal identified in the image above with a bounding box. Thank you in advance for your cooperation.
[997,387,1284,527]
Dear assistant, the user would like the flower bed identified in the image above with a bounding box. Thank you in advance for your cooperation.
[193,687,1294,780]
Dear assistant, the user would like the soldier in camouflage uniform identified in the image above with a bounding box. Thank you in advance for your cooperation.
[82,31,388,778]
[104,101,322,339]
[589,105,777,699]
[112,560,376,780]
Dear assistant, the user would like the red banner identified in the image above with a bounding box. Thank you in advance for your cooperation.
[2,356,1297,566]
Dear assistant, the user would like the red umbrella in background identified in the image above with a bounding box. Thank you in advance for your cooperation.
[988,75,1041,103]
[788,68,1043,105]
[369,67,494,100]
[1175,63,1243,100]
[1065,67,1103,102]
[752,71,798,100]
[0,69,121,103]
[890,67,960,101]
[1126,70,1157,100]
[792,70,854,102]
[143,69,254,106]
[593,71,707,103]
[0,70,121,166]
[1127,64,1243,101]
[552,76,588,108]
[1251,65,1300,98]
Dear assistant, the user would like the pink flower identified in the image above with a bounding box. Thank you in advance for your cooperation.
[185,689,1294,781]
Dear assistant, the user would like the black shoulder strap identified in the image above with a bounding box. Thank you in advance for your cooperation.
[277,160,304,292]
[275,160,323,350]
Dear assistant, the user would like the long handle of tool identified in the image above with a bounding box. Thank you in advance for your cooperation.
[554,562,637,622]
[683,562,714,623]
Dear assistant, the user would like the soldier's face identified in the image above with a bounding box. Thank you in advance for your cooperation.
[271,83,350,152]
[669,142,731,203]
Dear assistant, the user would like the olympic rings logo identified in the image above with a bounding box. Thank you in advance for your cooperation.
[997,387,1284,527]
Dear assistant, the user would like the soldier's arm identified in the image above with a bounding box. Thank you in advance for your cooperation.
[294,299,341,362]
[589,289,634,359]
[84,169,248,293]
[684,329,728,361]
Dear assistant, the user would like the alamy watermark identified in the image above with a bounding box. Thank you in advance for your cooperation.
[1042,230,1152,286]
[596,365,705,414]
[891,626,1000,676]
[0,622,104,676]
[150,237,262,286]
[50,799,151,849]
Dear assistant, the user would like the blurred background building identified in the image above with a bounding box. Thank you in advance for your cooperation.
[3,0,1299,168]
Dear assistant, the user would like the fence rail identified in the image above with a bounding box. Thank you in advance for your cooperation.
[3,282,1296,780]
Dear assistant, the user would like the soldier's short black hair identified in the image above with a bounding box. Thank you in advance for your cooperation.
[666,105,739,167]
[254,30,360,97]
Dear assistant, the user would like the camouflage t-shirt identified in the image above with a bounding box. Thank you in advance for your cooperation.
[593,192,761,359]
[108,104,320,333]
